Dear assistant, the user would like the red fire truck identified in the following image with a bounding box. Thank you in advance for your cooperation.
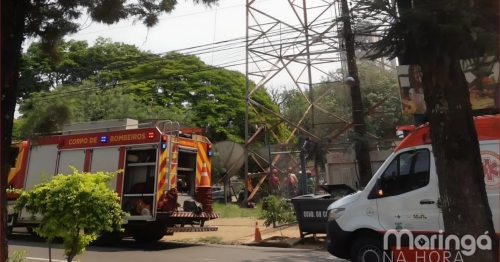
[7,119,219,243]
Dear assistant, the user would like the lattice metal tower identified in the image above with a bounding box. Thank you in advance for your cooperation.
[243,0,396,192]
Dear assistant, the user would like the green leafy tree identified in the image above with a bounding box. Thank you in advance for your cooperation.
[18,81,191,137]
[11,120,24,141]
[8,167,126,262]
[277,64,410,189]
[3,1,218,259]
[18,38,157,101]
[7,251,27,262]
[18,42,289,144]
[124,52,288,143]
[280,63,410,139]
[258,195,296,237]
[354,0,498,260]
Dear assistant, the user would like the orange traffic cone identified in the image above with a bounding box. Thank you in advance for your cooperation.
[200,163,210,187]
[254,222,262,242]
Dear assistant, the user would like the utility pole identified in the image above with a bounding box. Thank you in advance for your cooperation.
[299,140,309,196]
[302,0,315,134]
[340,0,373,187]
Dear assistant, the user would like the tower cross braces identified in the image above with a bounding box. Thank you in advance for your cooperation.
[242,0,398,202]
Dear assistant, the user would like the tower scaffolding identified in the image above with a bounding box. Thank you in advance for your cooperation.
[242,0,398,201]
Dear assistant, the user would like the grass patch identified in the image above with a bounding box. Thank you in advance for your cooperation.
[212,202,262,218]
[197,236,225,244]
[172,236,240,245]
[174,238,194,243]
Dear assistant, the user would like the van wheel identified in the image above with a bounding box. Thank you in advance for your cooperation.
[350,237,386,262]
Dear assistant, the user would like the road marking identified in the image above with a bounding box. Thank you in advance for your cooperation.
[27,257,69,262]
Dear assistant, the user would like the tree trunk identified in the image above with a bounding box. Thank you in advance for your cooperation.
[420,57,498,261]
[2,0,28,261]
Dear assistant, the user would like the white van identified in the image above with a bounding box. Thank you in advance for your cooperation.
[325,115,499,262]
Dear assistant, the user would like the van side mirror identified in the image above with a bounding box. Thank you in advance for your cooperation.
[367,177,384,199]
[376,177,384,197]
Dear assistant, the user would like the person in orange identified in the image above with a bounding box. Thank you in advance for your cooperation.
[269,169,280,195]
[247,177,253,194]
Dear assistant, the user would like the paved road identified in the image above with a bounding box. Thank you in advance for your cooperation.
[8,233,343,262]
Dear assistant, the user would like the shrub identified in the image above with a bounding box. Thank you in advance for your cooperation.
[258,195,296,236]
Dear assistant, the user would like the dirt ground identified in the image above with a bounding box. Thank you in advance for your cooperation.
[163,218,302,243]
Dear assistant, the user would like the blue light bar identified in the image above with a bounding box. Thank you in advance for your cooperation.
[162,143,166,149]
[208,150,212,157]
[101,136,108,143]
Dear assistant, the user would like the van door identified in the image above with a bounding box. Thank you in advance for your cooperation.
[376,148,440,232]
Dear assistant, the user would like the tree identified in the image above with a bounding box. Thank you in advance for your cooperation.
[258,195,296,237]
[124,52,289,143]
[281,63,409,139]
[18,40,289,144]
[18,81,191,137]
[18,37,157,101]
[275,63,410,190]
[2,0,217,260]
[325,63,410,138]
[355,0,498,260]
[7,167,126,262]
[7,251,27,262]
[11,120,24,142]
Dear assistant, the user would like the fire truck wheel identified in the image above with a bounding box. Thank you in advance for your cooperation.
[26,227,35,235]
[85,230,122,246]
[132,231,165,244]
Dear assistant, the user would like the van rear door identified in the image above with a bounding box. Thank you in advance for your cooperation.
[376,147,441,232]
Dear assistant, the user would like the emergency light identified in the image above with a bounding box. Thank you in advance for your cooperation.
[207,144,212,157]
[101,136,108,143]
[148,132,155,139]
[161,135,167,149]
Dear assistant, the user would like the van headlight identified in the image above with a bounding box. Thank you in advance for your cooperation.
[327,208,345,221]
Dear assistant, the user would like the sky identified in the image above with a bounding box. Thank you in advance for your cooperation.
[16,0,372,118]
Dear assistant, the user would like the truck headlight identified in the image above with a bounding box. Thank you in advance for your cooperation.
[327,208,345,221]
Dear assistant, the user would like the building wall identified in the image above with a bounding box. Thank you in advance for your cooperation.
[325,149,394,189]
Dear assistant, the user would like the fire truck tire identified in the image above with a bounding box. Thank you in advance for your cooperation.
[26,227,35,235]
[132,231,165,244]
[84,230,122,245]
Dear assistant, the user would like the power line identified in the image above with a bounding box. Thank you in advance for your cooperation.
[75,0,283,37]
[22,12,345,101]
[24,56,268,102]
[31,18,338,84]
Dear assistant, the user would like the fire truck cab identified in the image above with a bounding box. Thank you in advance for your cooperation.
[7,119,219,243]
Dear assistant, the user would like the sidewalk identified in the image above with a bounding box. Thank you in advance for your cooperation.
[164,218,301,244]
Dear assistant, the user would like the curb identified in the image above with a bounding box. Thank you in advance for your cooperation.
[244,241,292,248]
[243,237,301,248]
[239,222,299,239]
